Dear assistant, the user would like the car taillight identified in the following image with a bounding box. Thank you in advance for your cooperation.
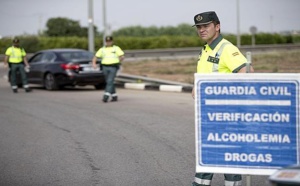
[60,63,80,70]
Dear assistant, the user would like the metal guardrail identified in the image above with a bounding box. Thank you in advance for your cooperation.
[1,44,300,61]
[116,73,193,86]
[123,44,300,59]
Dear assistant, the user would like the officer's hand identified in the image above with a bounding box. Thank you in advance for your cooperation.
[3,63,8,68]
[92,63,97,69]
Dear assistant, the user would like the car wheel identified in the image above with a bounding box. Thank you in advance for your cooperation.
[44,73,58,90]
[94,83,105,90]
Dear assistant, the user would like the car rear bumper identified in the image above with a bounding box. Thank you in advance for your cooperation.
[56,73,105,86]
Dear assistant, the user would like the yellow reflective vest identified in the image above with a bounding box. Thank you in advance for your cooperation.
[197,35,247,73]
[5,46,26,63]
[95,45,124,65]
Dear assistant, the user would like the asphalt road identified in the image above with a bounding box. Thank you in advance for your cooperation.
[0,68,271,186]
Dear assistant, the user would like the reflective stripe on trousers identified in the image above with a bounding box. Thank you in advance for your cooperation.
[194,177,211,185]
[193,173,242,186]
[194,178,242,186]
[104,92,118,98]
[104,92,111,96]
[225,180,242,186]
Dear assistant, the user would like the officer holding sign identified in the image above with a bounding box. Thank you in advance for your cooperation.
[191,11,254,186]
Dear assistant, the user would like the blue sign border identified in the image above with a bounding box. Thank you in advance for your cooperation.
[196,79,299,171]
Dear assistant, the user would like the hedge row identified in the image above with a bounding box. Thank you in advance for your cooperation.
[1,34,299,54]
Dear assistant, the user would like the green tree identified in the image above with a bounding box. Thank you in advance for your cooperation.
[113,23,196,37]
[176,24,197,36]
[45,17,87,37]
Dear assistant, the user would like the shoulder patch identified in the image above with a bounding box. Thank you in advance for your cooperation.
[232,52,239,56]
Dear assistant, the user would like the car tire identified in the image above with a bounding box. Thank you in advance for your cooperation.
[94,83,105,90]
[44,73,58,90]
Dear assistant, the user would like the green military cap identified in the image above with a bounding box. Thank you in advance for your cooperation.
[105,36,113,41]
[192,11,220,27]
[12,38,20,43]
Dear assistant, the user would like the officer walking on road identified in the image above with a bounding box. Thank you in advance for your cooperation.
[191,11,254,186]
[4,38,31,93]
[92,36,125,102]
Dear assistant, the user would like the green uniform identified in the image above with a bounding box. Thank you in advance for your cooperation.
[95,45,124,65]
[193,35,245,186]
[95,45,124,102]
[5,46,29,90]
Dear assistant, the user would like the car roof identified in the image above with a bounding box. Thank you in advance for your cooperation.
[38,48,90,53]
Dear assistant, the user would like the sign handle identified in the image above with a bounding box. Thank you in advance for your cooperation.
[246,175,251,186]
[246,52,251,73]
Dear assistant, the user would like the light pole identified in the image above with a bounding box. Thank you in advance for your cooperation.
[88,0,95,52]
[250,26,257,47]
[102,0,107,46]
[270,15,273,33]
[236,0,241,47]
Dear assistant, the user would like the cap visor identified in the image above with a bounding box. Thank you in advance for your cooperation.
[192,21,212,27]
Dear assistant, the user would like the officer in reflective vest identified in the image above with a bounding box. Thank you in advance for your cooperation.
[191,11,254,186]
[92,36,125,102]
[4,38,31,93]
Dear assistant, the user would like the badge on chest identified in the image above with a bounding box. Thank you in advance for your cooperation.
[207,56,220,64]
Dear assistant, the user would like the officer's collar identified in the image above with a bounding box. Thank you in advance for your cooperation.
[207,34,223,50]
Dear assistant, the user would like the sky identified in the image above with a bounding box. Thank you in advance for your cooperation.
[0,0,299,38]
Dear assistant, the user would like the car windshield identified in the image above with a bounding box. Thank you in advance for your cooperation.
[60,51,94,62]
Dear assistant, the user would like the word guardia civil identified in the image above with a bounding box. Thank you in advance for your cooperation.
[204,86,291,96]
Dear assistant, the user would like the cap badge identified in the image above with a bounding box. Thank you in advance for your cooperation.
[196,15,203,21]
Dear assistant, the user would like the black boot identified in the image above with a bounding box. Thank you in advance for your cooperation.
[102,95,109,102]
[25,88,31,93]
[111,96,118,102]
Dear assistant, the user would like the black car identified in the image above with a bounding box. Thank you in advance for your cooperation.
[10,48,105,90]
[269,165,300,186]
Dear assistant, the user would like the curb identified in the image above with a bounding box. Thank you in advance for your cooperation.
[116,83,193,93]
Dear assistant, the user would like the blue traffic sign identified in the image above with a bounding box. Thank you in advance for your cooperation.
[195,74,300,175]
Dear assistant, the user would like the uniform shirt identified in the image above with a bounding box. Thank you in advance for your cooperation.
[5,46,26,63]
[197,35,246,73]
[95,45,124,65]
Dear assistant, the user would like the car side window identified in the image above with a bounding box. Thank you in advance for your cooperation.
[41,53,56,62]
[29,53,43,64]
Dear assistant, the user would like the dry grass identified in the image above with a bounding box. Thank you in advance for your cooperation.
[122,50,300,84]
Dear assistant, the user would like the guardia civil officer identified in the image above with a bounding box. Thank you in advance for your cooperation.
[92,36,125,102]
[4,38,31,93]
[191,11,254,186]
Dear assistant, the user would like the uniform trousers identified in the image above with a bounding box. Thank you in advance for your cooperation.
[102,65,118,97]
[192,173,242,186]
[10,63,29,89]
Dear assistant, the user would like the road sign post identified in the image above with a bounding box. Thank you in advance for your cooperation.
[195,73,300,175]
